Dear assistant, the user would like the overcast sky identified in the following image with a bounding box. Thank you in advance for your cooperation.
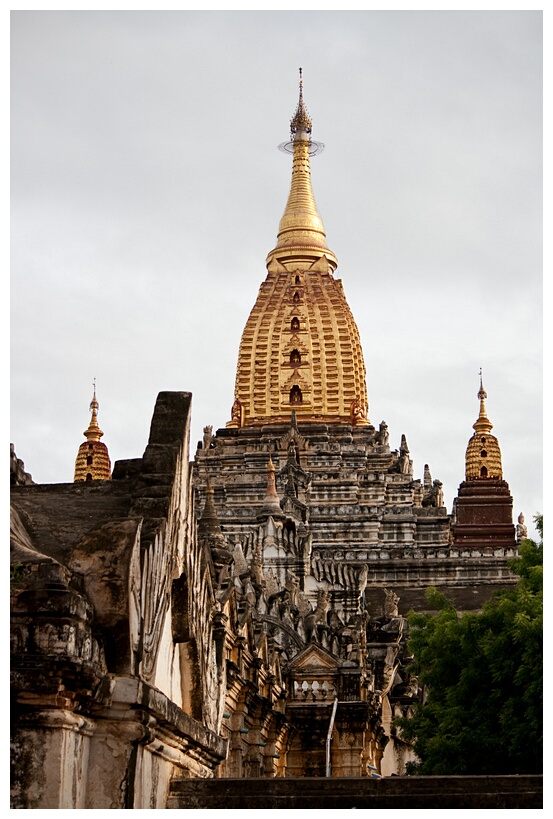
[10,10,542,540]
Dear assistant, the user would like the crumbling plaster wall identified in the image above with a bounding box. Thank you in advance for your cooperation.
[11,392,228,808]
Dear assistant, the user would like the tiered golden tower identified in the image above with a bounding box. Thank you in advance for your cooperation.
[73,383,111,481]
[228,71,369,428]
[452,371,514,552]
[464,371,503,480]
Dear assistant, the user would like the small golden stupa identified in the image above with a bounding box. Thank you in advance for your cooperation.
[464,370,503,480]
[73,382,112,482]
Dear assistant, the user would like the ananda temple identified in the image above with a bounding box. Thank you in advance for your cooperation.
[10,75,523,809]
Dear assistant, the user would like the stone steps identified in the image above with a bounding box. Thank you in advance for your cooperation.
[167,775,542,809]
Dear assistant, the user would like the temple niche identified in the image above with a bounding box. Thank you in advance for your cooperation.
[10,76,519,807]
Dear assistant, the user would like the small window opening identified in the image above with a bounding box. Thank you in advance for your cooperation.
[293,291,300,303]
[295,275,300,284]
[480,466,488,478]
[86,473,93,481]
[480,449,487,458]
[290,349,301,366]
[86,455,93,465]
[291,317,300,331]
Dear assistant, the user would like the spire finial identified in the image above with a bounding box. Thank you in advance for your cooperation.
[478,367,486,399]
[85,379,103,441]
[473,369,492,434]
[290,67,312,138]
[268,71,336,268]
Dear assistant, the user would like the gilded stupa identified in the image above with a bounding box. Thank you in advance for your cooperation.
[452,371,514,551]
[73,383,111,481]
[228,70,369,428]
[464,370,503,480]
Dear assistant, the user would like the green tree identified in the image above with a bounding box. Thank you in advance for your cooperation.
[398,515,542,775]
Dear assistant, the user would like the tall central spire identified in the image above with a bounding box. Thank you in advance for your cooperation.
[267,69,337,269]
[228,73,369,428]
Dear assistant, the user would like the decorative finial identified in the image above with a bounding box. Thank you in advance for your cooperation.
[271,70,329,266]
[89,378,99,418]
[473,370,492,434]
[84,380,102,441]
[290,67,312,139]
[478,368,486,400]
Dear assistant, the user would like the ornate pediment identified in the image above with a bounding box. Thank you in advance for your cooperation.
[289,642,340,672]
[282,336,310,356]
[281,369,311,392]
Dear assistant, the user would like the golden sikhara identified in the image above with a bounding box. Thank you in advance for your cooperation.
[228,74,369,428]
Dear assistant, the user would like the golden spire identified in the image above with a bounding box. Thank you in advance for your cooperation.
[472,369,493,435]
[290,68,312,133]
[74,381,111,481]
[465,370,502,480]
[228,73,369,428]
[83,380,104,441]
[267,69,337,269]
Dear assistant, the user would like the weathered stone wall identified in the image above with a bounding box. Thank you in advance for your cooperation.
[10,393,228,808]
[11,393,523,805]
[167,774,543,809]
[195,419,516,619]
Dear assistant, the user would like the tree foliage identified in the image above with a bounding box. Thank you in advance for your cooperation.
[398,515,542,775]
